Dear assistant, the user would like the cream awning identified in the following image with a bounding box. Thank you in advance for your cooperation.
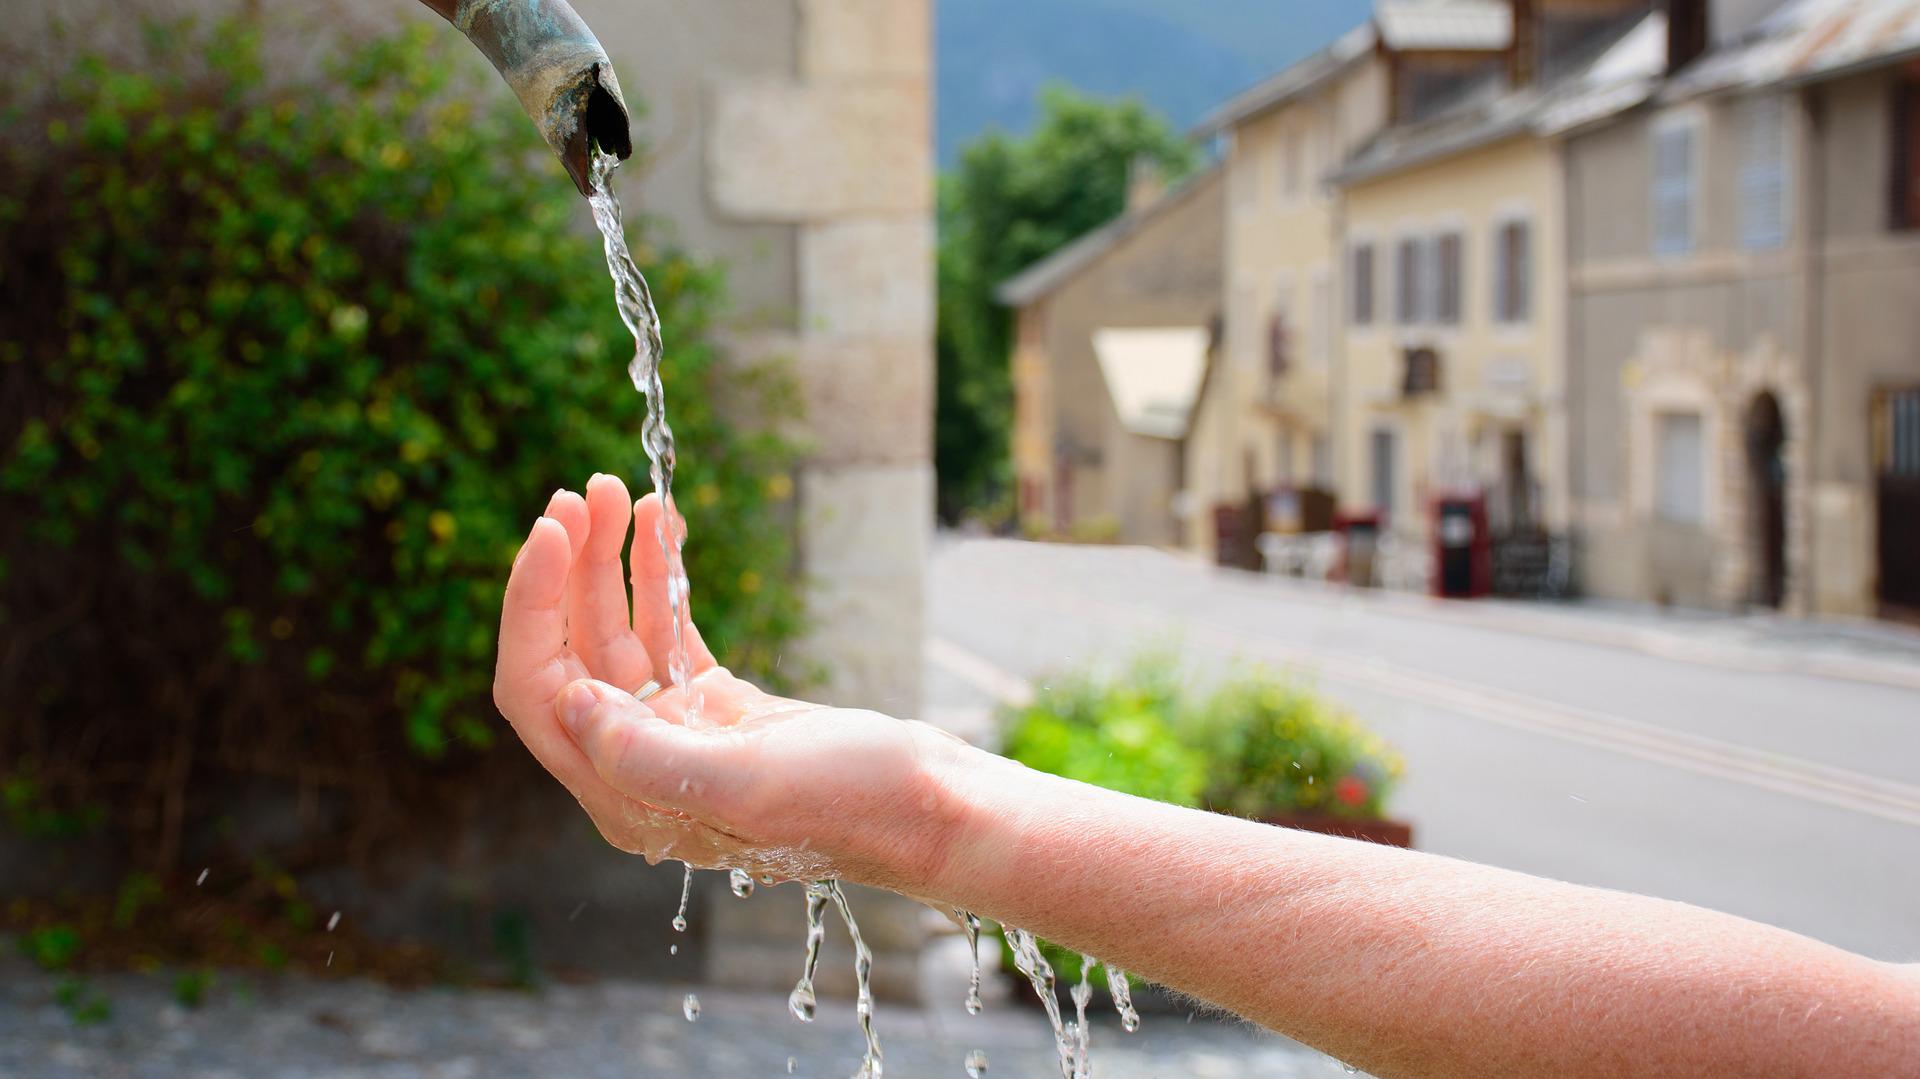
[1091,327,1210,441]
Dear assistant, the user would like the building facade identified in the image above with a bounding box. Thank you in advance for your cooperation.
[1187,27,1389,559]
[1001,169,1226,546]
[1338,132,1569,570]
[1564,0,1920,616]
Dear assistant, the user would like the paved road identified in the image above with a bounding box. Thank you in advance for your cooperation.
[925,538,1920,962]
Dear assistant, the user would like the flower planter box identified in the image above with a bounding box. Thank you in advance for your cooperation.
[1259,813,1414,848]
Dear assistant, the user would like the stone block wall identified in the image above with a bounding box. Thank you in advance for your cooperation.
[699,0,936,999]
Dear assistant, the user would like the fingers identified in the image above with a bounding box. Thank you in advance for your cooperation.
[544,489,589,564]
[563,474,655,691]
[495,518,597,784]
[631,493,716,678]
[557,678,740,818]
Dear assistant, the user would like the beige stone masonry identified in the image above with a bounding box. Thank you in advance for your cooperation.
[800,0,931,81]
[801,217,934,339]
[709,81,931,221]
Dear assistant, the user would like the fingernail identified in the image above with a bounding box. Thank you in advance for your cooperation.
[558,681,600,737]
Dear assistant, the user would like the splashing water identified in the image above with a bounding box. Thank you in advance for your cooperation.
[826,881,885,1078]
[1106,964,1141,1033]
[788,881,831,1022]
[1069,955,1095,1077]
[957,910,984,1015]
[586,149,701,724]
[1003,927,1076,1079]
[787,1058,797,1074]
[671,862,693,933]
[964,1049,990,1077]
[683,993,701,1021]
[729,868,756,898]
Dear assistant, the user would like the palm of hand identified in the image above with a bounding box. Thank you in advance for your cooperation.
[492,475,934,884]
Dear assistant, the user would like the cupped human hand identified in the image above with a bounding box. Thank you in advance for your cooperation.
[492,474,966,890]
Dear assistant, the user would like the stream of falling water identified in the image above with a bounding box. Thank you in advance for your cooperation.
[590,146,1137,1079]
[1003,927,1076,1078]
[586,149,701,726]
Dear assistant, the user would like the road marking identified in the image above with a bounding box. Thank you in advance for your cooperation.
[926,627,1920,829]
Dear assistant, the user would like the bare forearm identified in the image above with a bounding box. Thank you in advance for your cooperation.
[908,741,1920,1078]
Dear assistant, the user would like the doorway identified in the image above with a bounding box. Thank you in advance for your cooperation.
[1744,392,1787,608]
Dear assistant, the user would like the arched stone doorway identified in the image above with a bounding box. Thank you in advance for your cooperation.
[1744,391,1787,608]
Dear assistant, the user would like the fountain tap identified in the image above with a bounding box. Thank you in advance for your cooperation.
[416,0,632,196]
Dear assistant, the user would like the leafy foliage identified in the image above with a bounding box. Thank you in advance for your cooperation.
[1000,653,1207,808]
[1002,652,1404,819]
[936,87,1196,520]
[1188,668,1405,820]
[0,17,803,868]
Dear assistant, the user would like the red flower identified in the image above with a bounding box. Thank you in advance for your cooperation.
[1334,775,1368,808]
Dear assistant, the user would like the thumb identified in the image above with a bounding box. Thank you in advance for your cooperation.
[556,679,733,814]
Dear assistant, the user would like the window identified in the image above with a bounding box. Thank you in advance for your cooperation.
[1494,219,1533,323]
[1739,96,1789,249]
[1655,412,1706,524]
[1351,243,1376,325]
[1370,429,1398,518]
[1652,117,1698,256]
[1268,282,1293,378]
[1285,130,1304,199]
[1396,237,1423,325]
[1436,232,1463,325]
[1891,77,1920,230]
[1310,269,1332,366]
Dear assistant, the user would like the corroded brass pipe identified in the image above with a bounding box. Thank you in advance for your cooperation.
[417,0,633,196]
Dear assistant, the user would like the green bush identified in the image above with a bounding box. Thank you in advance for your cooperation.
[0,17,803,865]
[1000,653,1207,809]
[1188,668,1405,820]
[1002,652,1402,819]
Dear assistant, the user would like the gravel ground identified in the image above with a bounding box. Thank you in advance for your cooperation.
[0,958,1353,1078]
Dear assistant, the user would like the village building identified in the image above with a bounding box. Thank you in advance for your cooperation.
[1560,0,1920,616]
[999,167,1226,546]
[1186,24,1389,565]
[1327,0,1660,593]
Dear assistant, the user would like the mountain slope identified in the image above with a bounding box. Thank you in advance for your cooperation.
[937,0,1371,164]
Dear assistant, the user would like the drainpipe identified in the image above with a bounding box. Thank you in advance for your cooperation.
[1799,88,1827,614]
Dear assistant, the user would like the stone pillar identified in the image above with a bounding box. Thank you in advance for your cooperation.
[701,0,935,1001]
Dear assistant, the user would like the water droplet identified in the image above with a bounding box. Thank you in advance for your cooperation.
[669,944,678,956]
[964,1049,989,1077]
[729,868,756,898]
[958,910,984,1015]
[1342,1064,1359,1075]
[671,862,693,932]
[786,1057,796,1074]
[759,874,776,887]
[326,911,341,932]
[1107,964,1140,1033]
[196,868,209,886]
[326,950,334,968]
[787,983,817,1022]
[683,993,700,1021]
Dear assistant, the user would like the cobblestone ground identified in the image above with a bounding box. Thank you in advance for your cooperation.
[0,959,1349,1078]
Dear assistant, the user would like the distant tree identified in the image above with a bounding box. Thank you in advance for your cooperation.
[936,85,1196,522]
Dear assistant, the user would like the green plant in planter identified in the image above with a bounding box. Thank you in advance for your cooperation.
[1186,669,1405,820]
[999,652,1207,809]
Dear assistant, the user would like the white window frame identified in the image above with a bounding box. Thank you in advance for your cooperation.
[1651,109,1703,259]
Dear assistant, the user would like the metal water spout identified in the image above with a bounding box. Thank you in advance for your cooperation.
[416,0,632,196]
